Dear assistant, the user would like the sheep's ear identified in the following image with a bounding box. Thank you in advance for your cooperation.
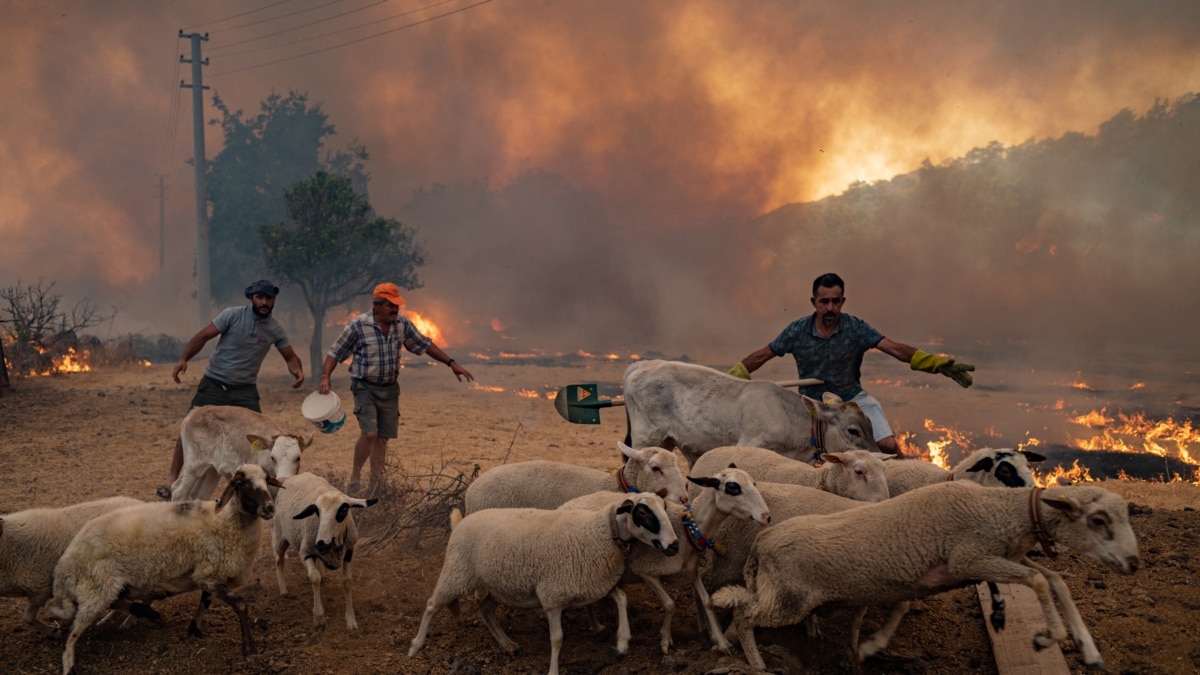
[655,488,669,499]
[965,456,995,473]
[616,500,634,514]
[1020,450,1047,463]
[820,453,846,465]
[1040,494,1084,519]
[727,462,738,469]
[294,504,320,520]
[247,434,270,451]
[346,497,376,508]
[619,442,646,463]
[874,453,897,462]
[266,474,286,489]
[688,475,720,489]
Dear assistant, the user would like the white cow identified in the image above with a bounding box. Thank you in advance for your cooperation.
[624,360,878,467]
[171,406,312,501]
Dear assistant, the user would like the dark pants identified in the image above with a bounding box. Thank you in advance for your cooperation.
[189,375,261,412]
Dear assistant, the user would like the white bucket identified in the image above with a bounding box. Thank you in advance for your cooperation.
[302,391,346,434]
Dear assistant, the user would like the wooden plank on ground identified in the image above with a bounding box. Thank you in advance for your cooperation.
[977,582,1070,675]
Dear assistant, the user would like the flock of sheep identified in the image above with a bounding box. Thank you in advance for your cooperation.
[1,359,1142,675]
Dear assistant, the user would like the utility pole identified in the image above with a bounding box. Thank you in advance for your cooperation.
[156,174,166,274]
[180,30,210,328]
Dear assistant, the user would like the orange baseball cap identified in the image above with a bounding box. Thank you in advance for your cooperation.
[373,282,405,307]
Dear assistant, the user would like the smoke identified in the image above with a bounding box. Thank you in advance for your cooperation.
[2,1,1199,363]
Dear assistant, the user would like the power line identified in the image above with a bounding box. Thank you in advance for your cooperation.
[209,0,389,52]
[184,0,297,30]
[209,0,491,76]
[201,0,349,34]
[213,0,457,59]
[158,36,184,174]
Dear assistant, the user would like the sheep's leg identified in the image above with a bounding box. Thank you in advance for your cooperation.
[408,583,469,657]
[639,574,676,654]
[609,586,631,656]
[214,584,257,659]
[301,557,326,630]
[272,537,290,596]
[23,598,60,638]
[477,592,519,654]
[583,604,605,633]
[1023,557,1104,669]
[954,557,1067,649]
[731,610,767,671]
[545,606,564,675]
[341,552,358,631]
[61,598,107,675]
[986,581,1006,630]
[690,575,732,653]
[858,601,910,661]
[188,590,212,638]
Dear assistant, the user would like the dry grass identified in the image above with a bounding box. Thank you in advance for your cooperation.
[1097,479,1200,511]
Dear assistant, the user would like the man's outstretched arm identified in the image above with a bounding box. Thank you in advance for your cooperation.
[877,337,974,388]
[728,345,777,379]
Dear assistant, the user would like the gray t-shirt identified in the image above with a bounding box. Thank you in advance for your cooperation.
[204,306,290,385]
[769,313,884,401]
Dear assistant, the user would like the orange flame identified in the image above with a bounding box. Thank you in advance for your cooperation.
[403,309,445,347]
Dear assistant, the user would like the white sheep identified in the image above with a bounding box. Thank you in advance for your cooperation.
[559,466,771,654]
[714,482,1140,671]
[270,472,377,631]
[692,445,893,503]
[170,405,312,501]
[0,496,142,636]
[50,464,282,675]
[463,441,689,513]
[408,492,680,675]
[699,481,864,594]
[885,447,1045,497]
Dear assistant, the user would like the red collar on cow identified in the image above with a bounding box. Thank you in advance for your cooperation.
[1029,487,1059,559]
[617,465,638,493]
[682,504,726,556]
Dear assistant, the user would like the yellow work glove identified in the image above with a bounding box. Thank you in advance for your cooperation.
[728,362,751,380]
[910,349,975,388]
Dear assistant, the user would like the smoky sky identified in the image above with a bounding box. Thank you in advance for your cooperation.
[2,0,1199,363]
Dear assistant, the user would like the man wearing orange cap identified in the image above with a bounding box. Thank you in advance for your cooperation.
[318,282,474,493]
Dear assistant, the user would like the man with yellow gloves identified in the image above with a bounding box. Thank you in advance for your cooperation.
[727,272,974,456]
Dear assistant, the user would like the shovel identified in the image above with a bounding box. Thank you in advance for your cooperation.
[553,378,825,425]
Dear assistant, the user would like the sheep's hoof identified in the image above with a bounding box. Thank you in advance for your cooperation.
[187,622,205,639]
[1032,631,1055,651]
[1084,659,1108,672]
[989,610,1006,631]
[611,648,626,660]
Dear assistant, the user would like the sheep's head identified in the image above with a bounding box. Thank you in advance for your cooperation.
[1040,486,1139,575]
[819,450,894,502]
[687,464,771,525]
[218,464,281,520]
[616,492,679,556]
[293,491,378,570]
[958,447,1044,488]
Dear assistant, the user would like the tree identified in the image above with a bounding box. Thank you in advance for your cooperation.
[259,171,426,372]
[207,91,368,305]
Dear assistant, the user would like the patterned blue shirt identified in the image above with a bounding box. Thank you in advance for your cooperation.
[769,313,884,401]
[327,311,431,385]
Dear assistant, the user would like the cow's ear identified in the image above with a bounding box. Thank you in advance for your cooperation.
[247,434,269,451]
[299,434,314,450]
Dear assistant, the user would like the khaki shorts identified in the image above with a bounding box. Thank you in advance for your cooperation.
[849,391,894,442]
[350,378,400,439]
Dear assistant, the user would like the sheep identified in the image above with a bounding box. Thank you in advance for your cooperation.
[170,405,312,501]
[463,441,689,513]
[0,496,142,637]
[270,472,377,631]
[700,481,864,594]
[692,445,893,503]
[408,492,680,675]
[713,482,1140,671]
[885,447,1046,497]
[50,464,282,675]
[559,466,771,654]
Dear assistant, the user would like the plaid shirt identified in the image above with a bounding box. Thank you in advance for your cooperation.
[327,311,431,385]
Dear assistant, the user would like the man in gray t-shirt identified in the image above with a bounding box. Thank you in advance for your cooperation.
[728,272,975,456]
[155,279,304,499]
